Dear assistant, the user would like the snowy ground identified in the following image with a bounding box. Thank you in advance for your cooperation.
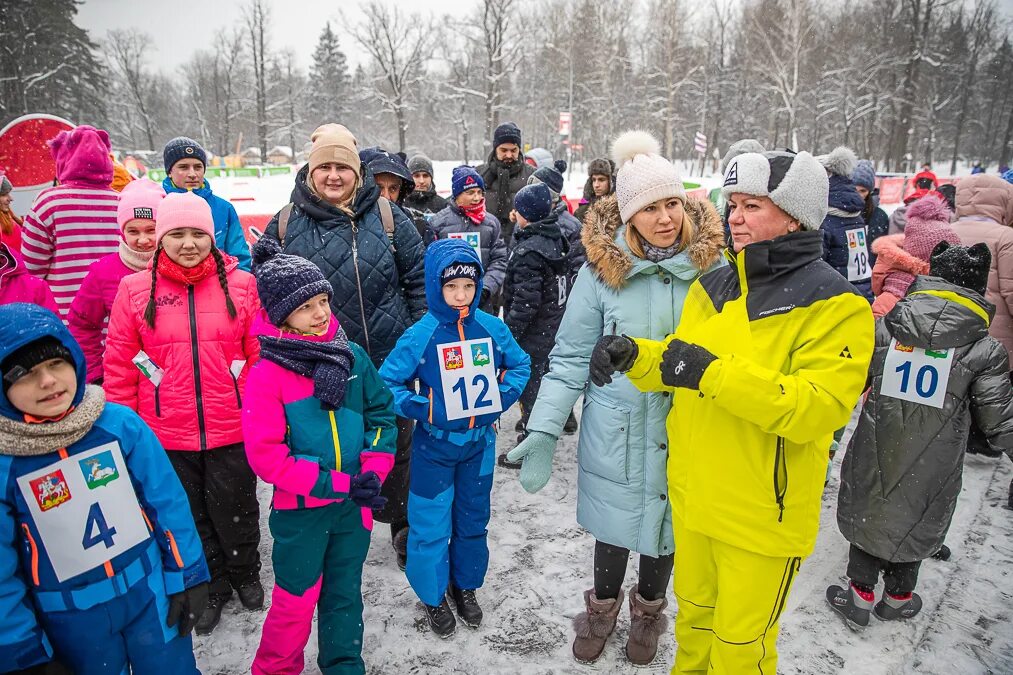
[193,402,1013,674]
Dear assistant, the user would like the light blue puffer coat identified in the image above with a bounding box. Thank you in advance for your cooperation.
[526,195,725,556]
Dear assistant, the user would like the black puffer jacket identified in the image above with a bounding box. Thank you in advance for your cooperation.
[477,150,535,246]
[821,174,873,301]
[838,276,1013,562]
[262,166,427,367]
[404,186,448,215]
[502,216,572,359]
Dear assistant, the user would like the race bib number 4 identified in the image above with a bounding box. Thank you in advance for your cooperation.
[846,228,871,282]
[880,339,954,409]
[18,442,150,582]
[438,338,503,421]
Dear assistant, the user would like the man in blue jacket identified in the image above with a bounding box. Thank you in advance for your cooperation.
[379,240,529,638]
[0,303,209,674]
[161,137,252,271]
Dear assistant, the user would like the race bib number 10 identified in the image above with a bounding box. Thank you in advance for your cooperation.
[880,339,954,409]
[846,228,871,282]
[17,442,150,582]
[438,337,503,421]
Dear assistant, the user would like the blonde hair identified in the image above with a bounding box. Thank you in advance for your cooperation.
[625,204,694,259]
[308,166,361,217]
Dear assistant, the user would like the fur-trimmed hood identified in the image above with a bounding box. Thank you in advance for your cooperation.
[581,194,724,289]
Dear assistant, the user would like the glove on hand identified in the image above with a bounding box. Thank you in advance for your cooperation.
[589,335,638,387]
[506,431,559,493]
[660,339,717,389]
[349,470,387,510]
[166,581,209,636]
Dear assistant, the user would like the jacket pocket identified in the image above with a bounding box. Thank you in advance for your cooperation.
[20,524,40,586]
[577,391,631,485]
[773,436,787,522]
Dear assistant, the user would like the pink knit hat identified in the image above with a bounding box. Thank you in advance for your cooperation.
[902,194,960,262]
[155,191,215,246]
[116,179,166,229]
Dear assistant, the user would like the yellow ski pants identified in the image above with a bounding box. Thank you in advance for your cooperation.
[672,516,803,674]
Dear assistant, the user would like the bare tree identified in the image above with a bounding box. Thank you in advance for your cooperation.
[245,0,271,163]
[948,0,995,173]
[106,29,158,150]
[353,3,437,152]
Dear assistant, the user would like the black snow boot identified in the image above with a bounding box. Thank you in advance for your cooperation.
[498,443,523,470]
[874,592,923,621]
[448,582,483,628]
[393,526,408,572]
[563,410,578,434]
[931,544,951,561]
[515,418,525,432]
[425,597,457,638]
[826,584,873,631]
[236,580,265,610]
[195,596,226,635]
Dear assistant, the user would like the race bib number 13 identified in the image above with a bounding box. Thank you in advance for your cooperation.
[880,339,954,409]
[438,337,503,421]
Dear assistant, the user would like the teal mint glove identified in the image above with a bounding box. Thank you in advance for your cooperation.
[506,431,558,493]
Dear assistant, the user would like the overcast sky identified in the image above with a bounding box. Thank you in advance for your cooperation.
[79,0,1013,74]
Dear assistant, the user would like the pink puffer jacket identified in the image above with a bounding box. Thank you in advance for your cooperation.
[0,243,58,313]
[103,258,260,451]
[68,253,135,383]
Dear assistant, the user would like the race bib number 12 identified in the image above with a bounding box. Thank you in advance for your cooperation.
[880,339,954,409]
[438,337,503,421]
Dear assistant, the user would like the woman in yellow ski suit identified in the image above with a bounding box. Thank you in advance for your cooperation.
[589,149,875,673]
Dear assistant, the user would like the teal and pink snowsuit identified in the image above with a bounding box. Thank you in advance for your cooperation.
[242,313,397,675]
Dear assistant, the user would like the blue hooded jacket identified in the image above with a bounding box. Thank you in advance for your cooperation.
[379,239,530,442]
[820,174,874,301]
[0,304,208,672]
[162,176,252,271]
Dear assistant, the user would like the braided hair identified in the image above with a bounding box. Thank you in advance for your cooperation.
[143,247,162,328]
[142,245,237,329]
[211,247,238,320]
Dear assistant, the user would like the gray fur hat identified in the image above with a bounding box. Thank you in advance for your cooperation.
[721,150,829,231]
[721,139,765,173]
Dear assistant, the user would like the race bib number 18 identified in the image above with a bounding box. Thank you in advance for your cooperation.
[17,442,150,582]
[846,227,871,282]
[438,337,503,421]
[880,339,954,409]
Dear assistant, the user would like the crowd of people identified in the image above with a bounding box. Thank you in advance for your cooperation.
[0,116,1012,675]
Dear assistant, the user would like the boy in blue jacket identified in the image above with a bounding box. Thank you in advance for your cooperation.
[0,303,209,675]
[380,239,530,638]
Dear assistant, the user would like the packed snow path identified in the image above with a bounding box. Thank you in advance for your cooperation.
[194,403,1013,674]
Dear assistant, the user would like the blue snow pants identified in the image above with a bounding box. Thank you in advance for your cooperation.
[406,425,496,607]
[38,557,198,675]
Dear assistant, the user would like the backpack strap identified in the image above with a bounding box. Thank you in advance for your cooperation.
[378,196,395,242]
[277,203,294,242]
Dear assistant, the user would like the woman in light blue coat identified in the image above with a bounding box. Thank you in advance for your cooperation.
[508,131,726,666]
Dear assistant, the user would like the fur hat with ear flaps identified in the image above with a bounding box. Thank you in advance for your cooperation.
[611,131,687,223]
[721,150,829,231]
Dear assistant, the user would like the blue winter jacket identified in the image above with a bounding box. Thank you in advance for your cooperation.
[820,174,873,301]
[379,239,530,444]
[0,304,209,672]
[525,195,726,557]
[162,176,252,271]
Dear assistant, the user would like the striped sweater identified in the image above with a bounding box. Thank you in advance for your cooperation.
[21,184,121,319]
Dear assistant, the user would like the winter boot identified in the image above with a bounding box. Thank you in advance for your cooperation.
[236,580,265,610]
[425,597,457,638]
[498,448,523,470]
[393,526,408,572]
[625,585,668,665]
[572,588,624,664]
[931,544,951,561]
[447,583,483,628]
[826,584,873,631]
[563,410,578,434]
[874,592,923,621]
[195,596,226,636]
[515,418,526,432]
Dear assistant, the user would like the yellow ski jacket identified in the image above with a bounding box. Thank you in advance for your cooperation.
[626,230,874,558]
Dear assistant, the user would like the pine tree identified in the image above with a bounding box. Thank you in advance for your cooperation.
[307,22,351,127]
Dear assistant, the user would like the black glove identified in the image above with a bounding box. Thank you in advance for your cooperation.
[166,581,209,636]
[14,660,73,675]
[589,335,638,387]
[480,287,491,306]
[349,470,388,510]
[660,339,717,389]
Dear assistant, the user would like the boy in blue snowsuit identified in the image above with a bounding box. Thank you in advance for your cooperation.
[380,239,529,637]
[0,303,209,674]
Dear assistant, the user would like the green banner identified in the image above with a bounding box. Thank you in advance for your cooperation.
[147,169,166,182]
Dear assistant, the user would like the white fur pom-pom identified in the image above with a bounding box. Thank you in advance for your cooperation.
[817,146,858,177]
[611,130,661,168]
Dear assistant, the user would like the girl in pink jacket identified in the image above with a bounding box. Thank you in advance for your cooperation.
[244,236,396,675]
[69,179,165,383]
[103,191,263,636]
[0,241,58,311]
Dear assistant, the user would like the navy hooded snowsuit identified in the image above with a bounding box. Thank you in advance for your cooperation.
[821,174,874,301]
[379,240,529,606]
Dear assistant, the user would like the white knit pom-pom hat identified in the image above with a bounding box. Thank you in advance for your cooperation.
[611,130,686,223]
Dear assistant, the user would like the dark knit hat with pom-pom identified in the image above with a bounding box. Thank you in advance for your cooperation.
[251,236,333,326]
[930,241,992,297]
[530,159,568,198]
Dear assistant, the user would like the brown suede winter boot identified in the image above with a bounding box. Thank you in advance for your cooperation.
[572,588,624,664]
[625,584,669,665]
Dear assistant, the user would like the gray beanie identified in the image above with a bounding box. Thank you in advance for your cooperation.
[0,175,11,196]
[407,154,434,177]
[721,139,765,174]
[721,150,829,231]
[852,159,876,191]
